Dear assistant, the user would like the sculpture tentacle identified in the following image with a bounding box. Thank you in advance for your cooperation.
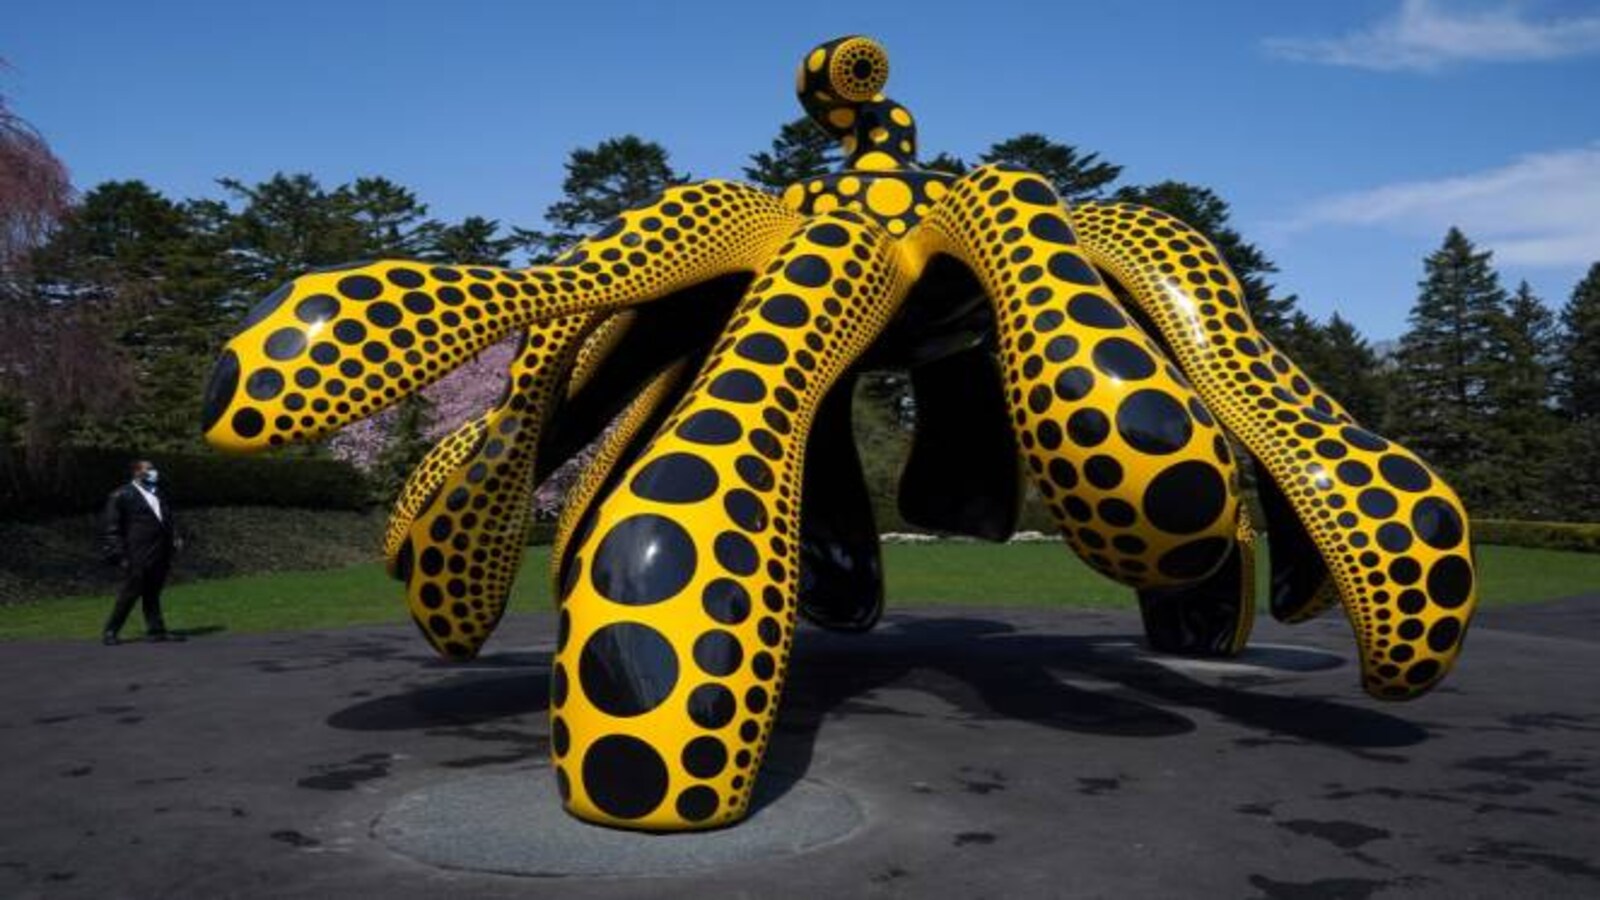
[382,312,605,567]
[552,211,911,830]
[201,181,799,453]
[913,166,1243,590]
[1070,201,1477,698]
[551,358,694,585]
[393,315,604,660]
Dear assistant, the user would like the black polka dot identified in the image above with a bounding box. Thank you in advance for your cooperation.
[590,514,697,605]
[578,623,679,716]
[245,369,283,401]
[582,735,667,820]
[1067,409,1110,447]
[231,408,264,438]
[1066,293,1125,328]
[1411,498,1464,550]
[630,453,718,504]
[1427,555,1473,609]
[736,455,775,491]
[333,320,366,345]
[1144,461,1227,534]
[709,370,766,403]
[1048,253,1099,286]
[1341,426,1388,452]
[1011,178,1055,205]
[1427,617,1463,653]
[1028,213,1076,244]
[682,736,727,778]
[692,630,743,676]
[386,267,424,288]
[677,410,742,445]
[1358,488,1398,519]
[702,579,751,624]
[365,301,401,328]
[676,786,719,822]
[1054,367,1094,401]
[295,294,340,324]
[714,532,759,576]
[785,255,831,287]
[1378,454,1432,492]
[1376,523,1413,553]
[687,683,736,729]
[336,274,382,300]
[1091,338,1156,380]
[808,223,850,247]
[1388,557,1422,585]
[724,489,767,531]
[760,295,809,327]
[264,328,306,361]
[1336,461,1373,487]
[1116,390,1192,455]
[1404,659,1442,687]
[1045,336,1078,362]
[1085,455,1122,489]
[736,334,788,365]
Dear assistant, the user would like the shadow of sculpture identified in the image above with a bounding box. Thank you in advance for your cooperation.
[323,613,1431,814]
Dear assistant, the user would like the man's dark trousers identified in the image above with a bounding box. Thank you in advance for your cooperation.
[101,484,175,637]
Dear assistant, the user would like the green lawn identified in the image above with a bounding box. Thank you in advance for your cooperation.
[0,542,1595,641]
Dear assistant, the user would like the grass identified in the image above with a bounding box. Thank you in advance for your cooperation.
[0,541,1595,642]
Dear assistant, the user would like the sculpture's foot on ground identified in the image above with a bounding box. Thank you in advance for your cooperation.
[375,769,862,876]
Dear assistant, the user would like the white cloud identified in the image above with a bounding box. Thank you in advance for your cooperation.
[1264,0,1600,71]
[1276,144,1600,266]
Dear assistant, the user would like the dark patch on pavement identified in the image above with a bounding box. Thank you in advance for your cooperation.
[297,753,392,790]
[953,831,996,846]
[1278,819,1391,850]
[269,830,320,848]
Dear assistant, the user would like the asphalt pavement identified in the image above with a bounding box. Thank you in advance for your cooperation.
[2,597,1597,899]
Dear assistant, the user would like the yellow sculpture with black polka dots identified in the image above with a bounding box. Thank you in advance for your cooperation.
[203,35,1478,831]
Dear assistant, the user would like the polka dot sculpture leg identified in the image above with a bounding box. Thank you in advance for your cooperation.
[384,312,620,563]
[552,212,911,830]
[396,316,602,660]
[1070,201,1477,698]
[551,359,693,583]
[201,181,798,454]
[915,165,1244,592]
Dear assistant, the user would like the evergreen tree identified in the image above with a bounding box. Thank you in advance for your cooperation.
[1390,228,1507,508]
[921,152,970,176]
[1481,282,1560,516]
[1554,263,1600,519]
[744,118,840,191]
[426,216,521,266]
[980,133,1122,202]
[519,136,686,261]
[1556,262,1600,421]
[1112,181,1299,341]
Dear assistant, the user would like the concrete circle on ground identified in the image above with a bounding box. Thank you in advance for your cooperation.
[375,769,864,877]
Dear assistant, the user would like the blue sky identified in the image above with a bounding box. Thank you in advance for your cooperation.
[7,0,1599,339]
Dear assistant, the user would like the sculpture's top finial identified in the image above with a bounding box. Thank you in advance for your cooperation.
[797,36,918,172]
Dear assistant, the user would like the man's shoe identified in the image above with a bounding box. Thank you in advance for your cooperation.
[102,633,120,646]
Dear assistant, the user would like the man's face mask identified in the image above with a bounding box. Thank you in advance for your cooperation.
[140,468,160,486]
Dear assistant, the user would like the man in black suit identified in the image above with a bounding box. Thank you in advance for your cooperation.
[100,459,184,645]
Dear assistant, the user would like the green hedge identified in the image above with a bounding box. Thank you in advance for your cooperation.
[1,447,371,518]
[1473,519,1600,554]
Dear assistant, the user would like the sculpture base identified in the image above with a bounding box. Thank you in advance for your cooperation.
[375,769,864,877]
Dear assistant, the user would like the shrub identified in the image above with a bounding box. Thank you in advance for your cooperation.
[1,446,371,518]
[1472,519,1600,554]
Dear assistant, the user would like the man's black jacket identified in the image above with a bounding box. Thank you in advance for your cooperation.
[100,483,177,568]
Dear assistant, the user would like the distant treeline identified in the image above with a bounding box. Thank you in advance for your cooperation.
[2,104,1597,523]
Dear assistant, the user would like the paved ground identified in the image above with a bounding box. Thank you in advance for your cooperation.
[2,598,1598,899]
